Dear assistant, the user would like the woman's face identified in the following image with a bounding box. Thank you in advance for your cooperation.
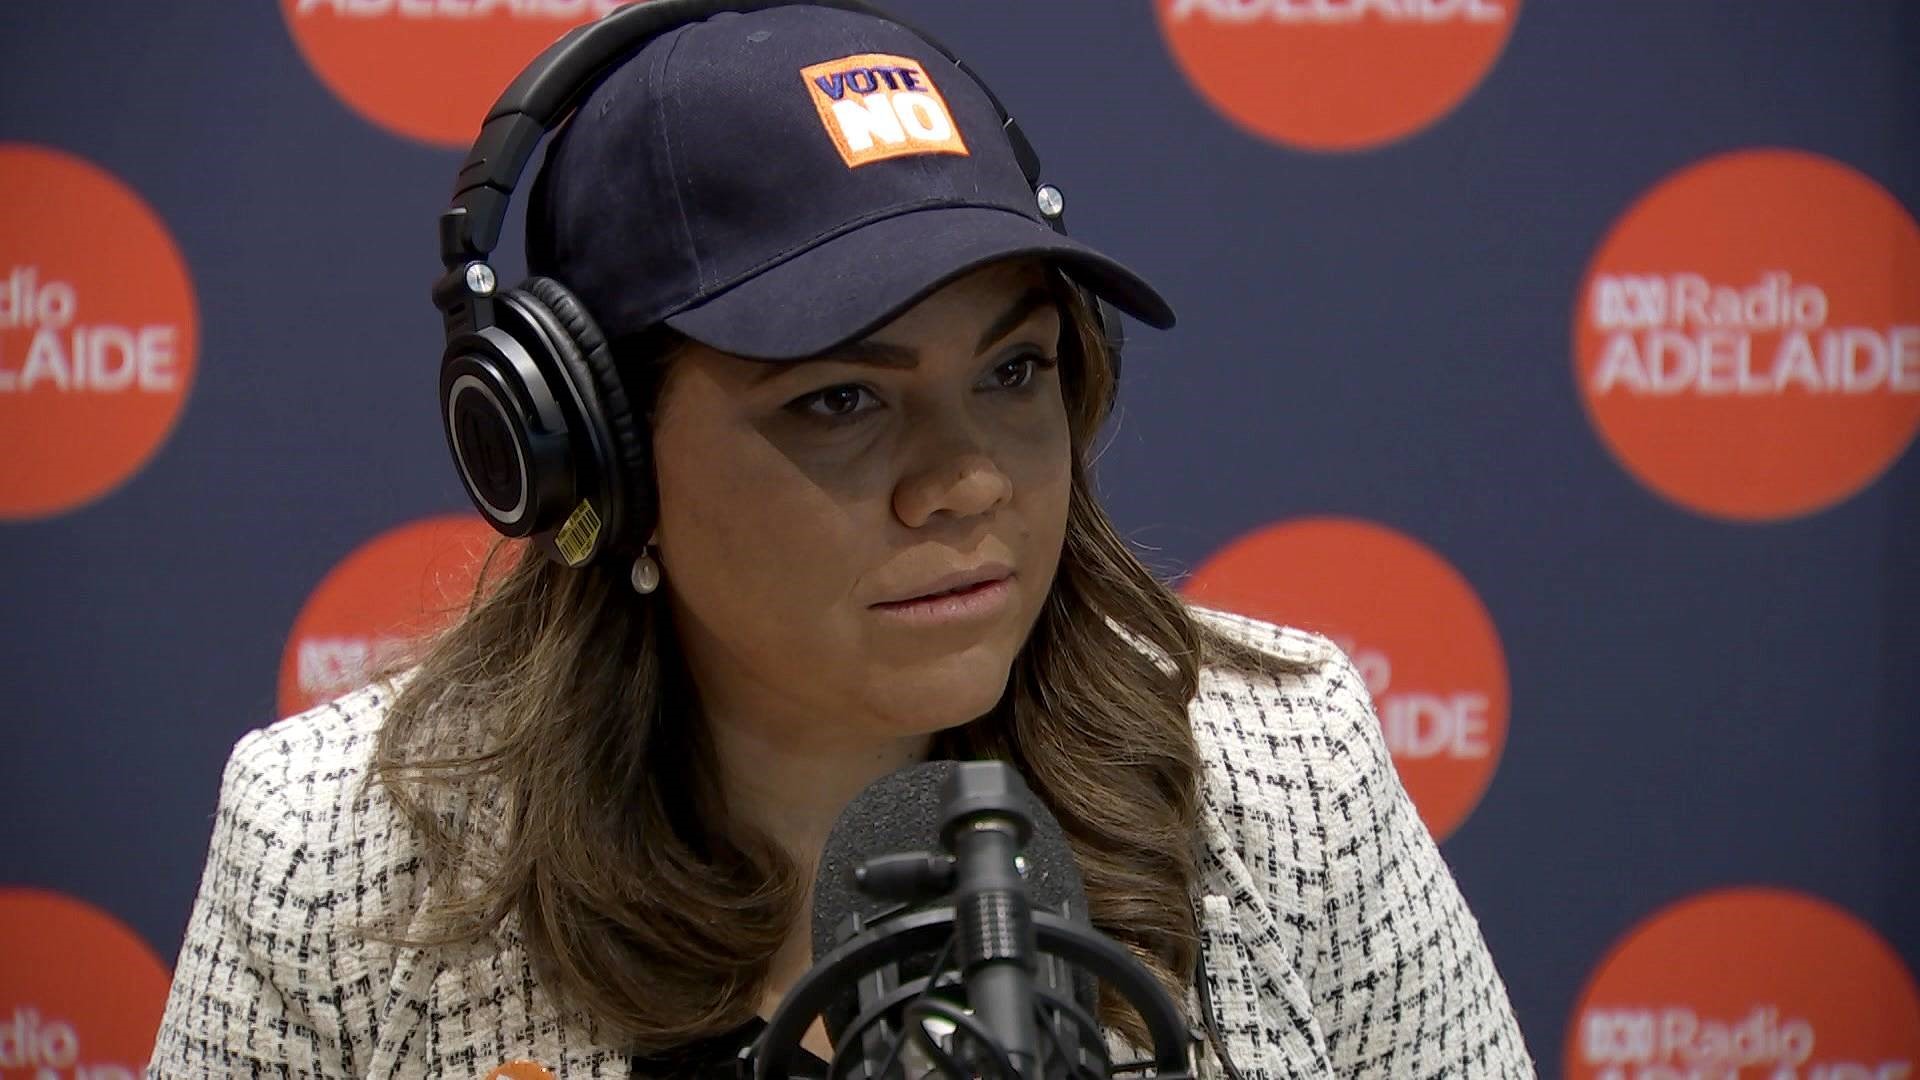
[652,259,1073,747]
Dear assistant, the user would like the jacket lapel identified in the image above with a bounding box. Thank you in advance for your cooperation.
[417,923,629,1079]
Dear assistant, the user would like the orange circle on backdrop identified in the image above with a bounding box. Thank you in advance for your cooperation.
[0,144,198,520]
[1566,887,1920,1078]
[1154,0,1523,152]
[278,513,519,718]
[0,888,172,1075]
[280,0,618,148]
[1182,516,1508,841]
[1575,148,1920,522]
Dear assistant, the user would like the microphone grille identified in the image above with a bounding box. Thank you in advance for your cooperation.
[811,760,1089,957]
[807,760,1098,1049]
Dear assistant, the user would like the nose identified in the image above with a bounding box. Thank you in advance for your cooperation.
[892,423,1014,528]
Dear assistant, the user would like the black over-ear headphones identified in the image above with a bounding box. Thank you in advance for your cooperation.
[433,0,1126,571]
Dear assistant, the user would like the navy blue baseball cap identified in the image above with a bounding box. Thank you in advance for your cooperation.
[526,4,1175,360]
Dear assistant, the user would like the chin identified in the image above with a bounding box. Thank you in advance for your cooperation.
[867,651,1016,737]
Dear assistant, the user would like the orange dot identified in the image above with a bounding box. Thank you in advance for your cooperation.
[0,144,198,520]
[1566,887,1920,1078]
[0,888,173,1074]
[280,0,613,148]
[278,513,519,718]
[1154,0,1523,152]
[1574,148,1920,522]
[1183,516,1509,841]
[488,1061,557,1080]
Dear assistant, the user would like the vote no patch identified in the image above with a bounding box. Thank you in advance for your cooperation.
[800,52,970,168]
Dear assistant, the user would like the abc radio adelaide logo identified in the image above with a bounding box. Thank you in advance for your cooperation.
[0,888,173,1077]
[1182,516,1509,841]
[280,511,514,714]
[1567,887,1920,1079]
[278,511,514,714]
[281,0,622,147]
[1576,148,1920,521]
[1155,0,1522,151]
[0,145,198,520]
[279,513,516,717]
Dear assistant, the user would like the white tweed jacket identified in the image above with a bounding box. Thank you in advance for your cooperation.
[150,609,1534,1078]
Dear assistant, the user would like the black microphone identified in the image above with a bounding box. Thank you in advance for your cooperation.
[939,763,1045,1073]
[751,760,1197,1080]
[813,761,1093,1078]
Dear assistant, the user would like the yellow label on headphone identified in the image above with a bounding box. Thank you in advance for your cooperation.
[553,499,602,567]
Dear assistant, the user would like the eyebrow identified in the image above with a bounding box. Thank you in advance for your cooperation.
[767,286,1059,377]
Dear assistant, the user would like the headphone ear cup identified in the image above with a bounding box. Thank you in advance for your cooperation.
[441,305,579,542]
[521,276,656,553]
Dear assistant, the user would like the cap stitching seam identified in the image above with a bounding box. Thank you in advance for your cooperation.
[653,25,704,285]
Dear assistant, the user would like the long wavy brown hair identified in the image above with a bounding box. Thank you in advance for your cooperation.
[370,266,1308,1053]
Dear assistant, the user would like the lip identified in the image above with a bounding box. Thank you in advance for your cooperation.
[870,566,1014,625]
[873,565,1014,606]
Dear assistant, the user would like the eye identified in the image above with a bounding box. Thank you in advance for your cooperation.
[790,383,881,420]
[987,351,1059,391]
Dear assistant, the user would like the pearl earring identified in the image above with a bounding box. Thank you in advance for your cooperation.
[630,548,661,595]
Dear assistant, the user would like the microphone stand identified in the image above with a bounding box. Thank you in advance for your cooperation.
[942,762,1044,1078]
[751,762,1197,1080]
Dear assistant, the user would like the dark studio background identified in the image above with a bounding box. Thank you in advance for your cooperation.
[1,0,1915,1070]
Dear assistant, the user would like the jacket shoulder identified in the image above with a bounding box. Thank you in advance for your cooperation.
[217,679,417,883]
[227,679,392,808]
[1190,604,1335,667]
[241,674,433,920]
[1181,607,1536,1076]
[151,678,428,1076]
[1186,605,1380,791]
[215,676,426,940]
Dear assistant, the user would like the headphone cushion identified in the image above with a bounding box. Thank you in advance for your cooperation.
[520,276,654,548]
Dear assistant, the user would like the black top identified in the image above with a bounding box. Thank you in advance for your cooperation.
[631,1015,830,1079]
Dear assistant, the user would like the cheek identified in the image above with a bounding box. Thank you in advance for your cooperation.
[652,418,863,626]
[646,369,1077,728]
[1002,395,1074,545]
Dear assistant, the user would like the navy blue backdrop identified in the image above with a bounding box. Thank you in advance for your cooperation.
[1,0,1916,1071]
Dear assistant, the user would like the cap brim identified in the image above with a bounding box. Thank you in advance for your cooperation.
[662,206,1174,361]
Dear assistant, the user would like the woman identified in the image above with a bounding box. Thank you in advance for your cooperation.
[151,4,1532,1077]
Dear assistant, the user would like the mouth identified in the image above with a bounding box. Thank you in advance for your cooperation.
[872,566,1014,608]
[868,565,1016,626]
